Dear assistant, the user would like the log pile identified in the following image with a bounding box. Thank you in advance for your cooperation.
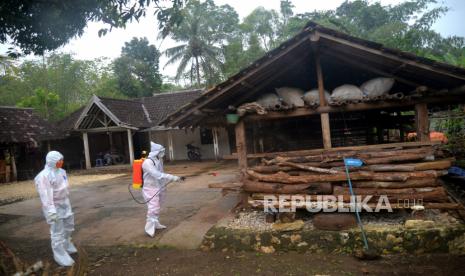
[244,142,463,210]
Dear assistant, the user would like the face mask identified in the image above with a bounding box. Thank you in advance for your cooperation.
[56,160,64,169]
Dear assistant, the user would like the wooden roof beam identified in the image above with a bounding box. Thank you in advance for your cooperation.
[318,32,465,81]
[325,50,430,90]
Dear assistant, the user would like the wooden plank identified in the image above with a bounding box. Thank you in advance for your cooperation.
[415,103,430,142]
[235,120,247,171]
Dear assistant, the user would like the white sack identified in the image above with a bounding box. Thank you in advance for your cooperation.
[330,85,363,101]
[303,89,331,105]
[360,77,395,98]
[275,87,305,107]
[256,93,282,109]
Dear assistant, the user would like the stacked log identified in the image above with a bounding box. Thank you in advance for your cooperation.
[244,142,462,210]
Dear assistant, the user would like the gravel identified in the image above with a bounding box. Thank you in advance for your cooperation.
[226,211,273,231]
[0,173,127,205]
[225,208,461,231]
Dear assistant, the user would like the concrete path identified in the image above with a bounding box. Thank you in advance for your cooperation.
[0,161,239,249]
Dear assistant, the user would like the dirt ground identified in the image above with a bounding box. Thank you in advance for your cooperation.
[5,237,465,276]
[2,160,465,275]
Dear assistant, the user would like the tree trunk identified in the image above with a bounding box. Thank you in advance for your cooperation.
[195,55,201,88]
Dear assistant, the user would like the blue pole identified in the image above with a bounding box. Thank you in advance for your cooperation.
[344,158,369,250]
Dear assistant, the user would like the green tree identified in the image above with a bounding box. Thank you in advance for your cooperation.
[114,37,162,97]
[289,0,465,67]
[0,53,127,119]
[241,7,280,51]
[0,0,185,56]
[17,88,60,120]
[163,0,239,87]
[280,0,295,27]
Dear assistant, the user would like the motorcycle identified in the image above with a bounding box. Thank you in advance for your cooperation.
[186,143,201,161]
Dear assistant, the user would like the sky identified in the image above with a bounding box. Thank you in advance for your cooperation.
[2,0,464,78]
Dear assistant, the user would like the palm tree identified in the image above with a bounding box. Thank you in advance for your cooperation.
[163,0,228,88]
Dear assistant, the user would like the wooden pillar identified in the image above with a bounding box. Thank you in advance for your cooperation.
[235,120,247,171]
[127,129,134,164]
[315,49,332,149]
[212,127,220,162]
[83,132,91,169]
[10,147,17,181]
[415,103,430,142]
[108,132,114,152]
[167,130,174,161]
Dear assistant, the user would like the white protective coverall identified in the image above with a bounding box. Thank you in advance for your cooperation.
[142,142,180,237]
[34,151,77,266]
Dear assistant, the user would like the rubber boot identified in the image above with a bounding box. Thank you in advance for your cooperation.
[64,232,78,254]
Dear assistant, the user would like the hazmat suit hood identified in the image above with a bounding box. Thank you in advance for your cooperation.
[44,151,64,181]
[148,142,165,159]
[45,151,64,169]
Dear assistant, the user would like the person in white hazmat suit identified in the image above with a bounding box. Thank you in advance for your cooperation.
[142,142,183,237]
[34,151,77,266]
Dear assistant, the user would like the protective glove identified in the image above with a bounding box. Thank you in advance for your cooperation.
[47,212,58,223]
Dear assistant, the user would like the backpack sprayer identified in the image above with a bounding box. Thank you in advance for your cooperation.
[128,158,184,204]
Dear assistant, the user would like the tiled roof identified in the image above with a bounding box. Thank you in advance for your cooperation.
[99,97,151,128]
[57,90,203,131]
[138,90,202,126]
[0,106,58,144]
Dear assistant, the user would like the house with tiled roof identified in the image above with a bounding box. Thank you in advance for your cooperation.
[0,106,59,181]
[54,90,232,169]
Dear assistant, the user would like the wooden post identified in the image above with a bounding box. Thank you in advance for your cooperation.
[127,129,135,164]
[315,49,332,149]
[83,132,91,169]
[167,130,174,161]
[235,120,247,171]
[415,103,430,142]
[10,147,17,181]
[108,131,114,152]
[212,127,220,162]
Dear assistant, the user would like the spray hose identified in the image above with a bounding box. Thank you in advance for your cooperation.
[128,177,186,204]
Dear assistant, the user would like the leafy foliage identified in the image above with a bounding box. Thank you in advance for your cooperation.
[17,88,60,120]
[163,0,239,87]
[0,0,185,56]
[113,37,162,97]
[0,53,126,120]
